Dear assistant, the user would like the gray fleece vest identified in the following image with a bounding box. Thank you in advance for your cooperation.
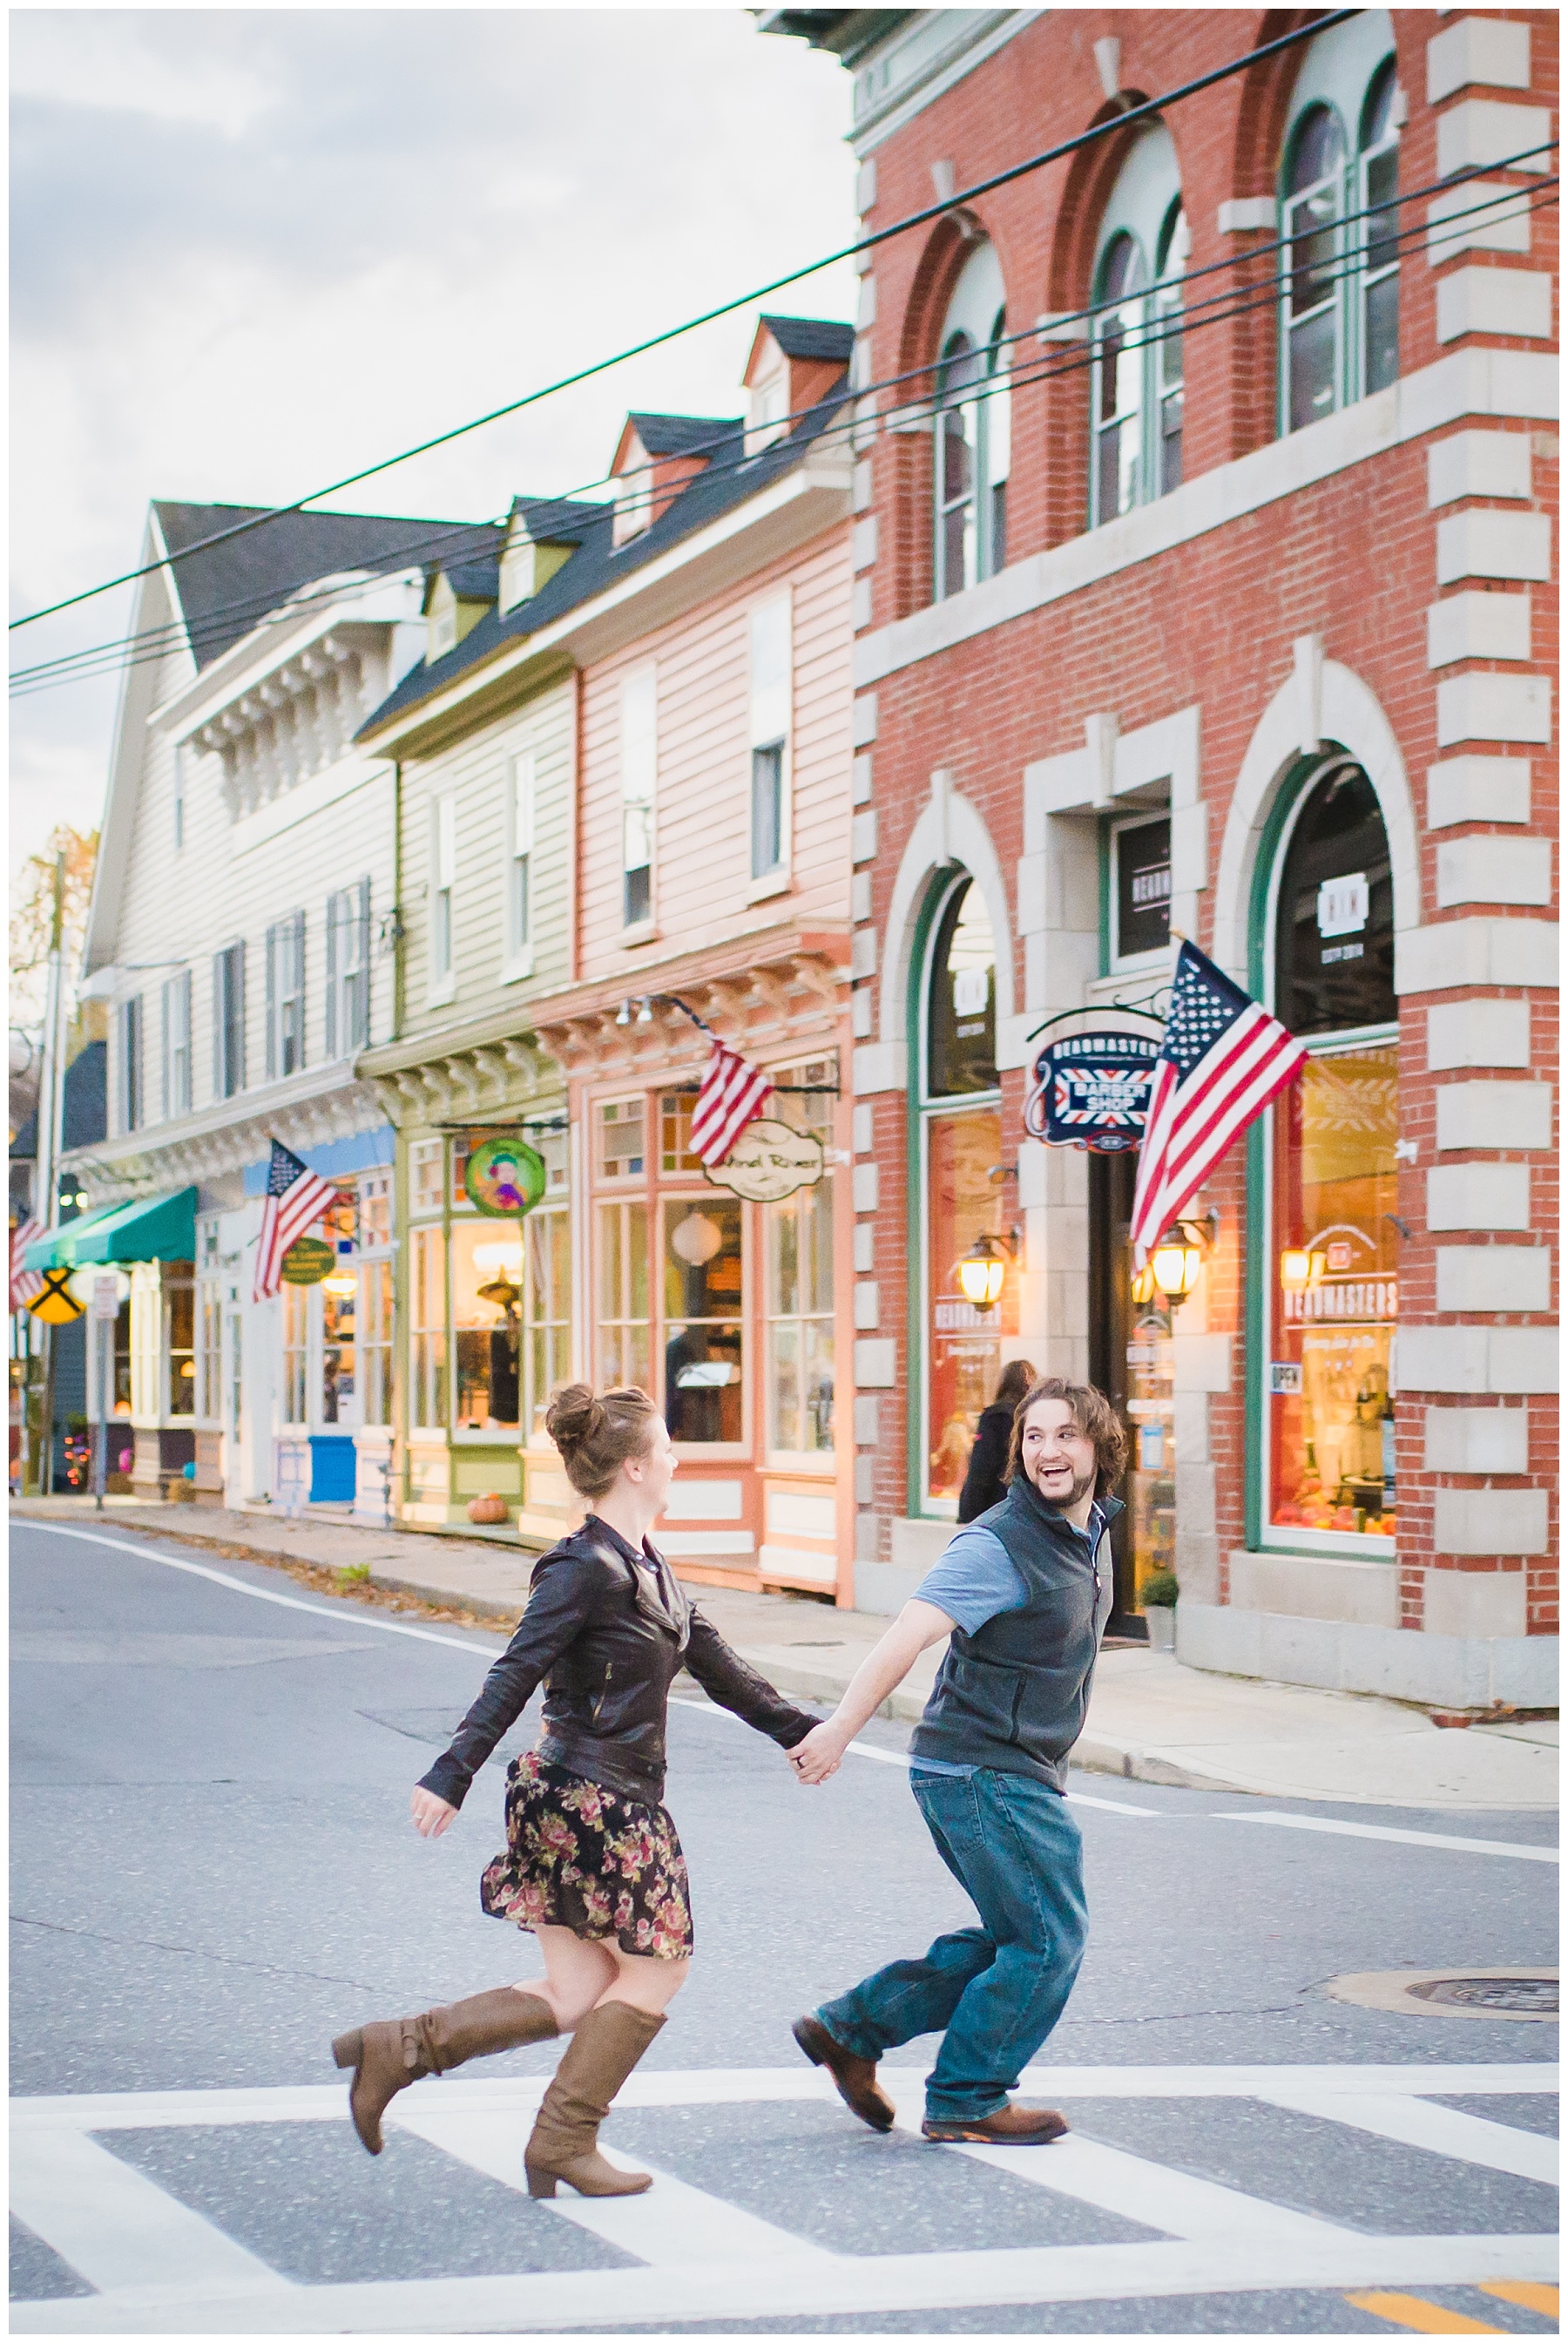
[909,1475,1120,1791]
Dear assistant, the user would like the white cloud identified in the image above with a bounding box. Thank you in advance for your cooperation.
[10,8,857,878]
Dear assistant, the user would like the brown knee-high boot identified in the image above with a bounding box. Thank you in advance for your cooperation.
[524,2001,666,2198]
[334,1987,558,2156]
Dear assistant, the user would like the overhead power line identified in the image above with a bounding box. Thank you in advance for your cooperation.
[9,153,1553,703]
[10,10,1354,639]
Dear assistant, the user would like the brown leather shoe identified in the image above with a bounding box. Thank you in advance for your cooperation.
[793,2015,896,2134]
[333,1987,557,2156]
[923,2103,1070,2145]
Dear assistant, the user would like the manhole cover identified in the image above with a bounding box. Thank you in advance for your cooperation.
[1324,1967,1560,2021]
[1409,1974,1558,2015]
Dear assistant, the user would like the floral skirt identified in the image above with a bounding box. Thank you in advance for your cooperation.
[479,1750,693,1960]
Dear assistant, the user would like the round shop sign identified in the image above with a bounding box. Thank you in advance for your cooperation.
[703,1117,824,1203]
[280,1236,335,1285]
[466,1137,547,1218]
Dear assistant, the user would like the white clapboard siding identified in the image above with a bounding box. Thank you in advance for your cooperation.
[397,678,573,1043]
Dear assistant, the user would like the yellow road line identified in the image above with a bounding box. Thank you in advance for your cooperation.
[1477,2279,1559,2318]
[1344,2292,1504,2335]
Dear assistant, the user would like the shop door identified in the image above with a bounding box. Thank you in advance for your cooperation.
[1089,1151,1175,1629]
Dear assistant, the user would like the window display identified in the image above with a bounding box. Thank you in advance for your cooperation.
[452,1222,521,1432]
[663,1197,743,1444]
[598,1201,651,1391]
[1268,1044,1398,1540]
[925,1107,1013,1509]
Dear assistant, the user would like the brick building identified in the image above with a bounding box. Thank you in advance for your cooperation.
[767,8,1557,1708]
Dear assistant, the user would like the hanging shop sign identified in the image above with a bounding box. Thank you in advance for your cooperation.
[27,1266,84,1324]
[1024,1028,1161,1153]
[703,1117,824,1203]
[280,1236,335,1285]
[466,1138,547,1218]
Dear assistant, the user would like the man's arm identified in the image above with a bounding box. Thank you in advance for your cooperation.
[788,1600,953,1784]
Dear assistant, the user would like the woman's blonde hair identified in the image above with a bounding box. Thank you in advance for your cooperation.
[544,1383,660,1500]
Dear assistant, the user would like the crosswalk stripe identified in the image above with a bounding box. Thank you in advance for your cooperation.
[10,2230,1559,2333]
[1343,2289,1504,2333]
[1259,2089,1559,2185]
[9,2127,292,2299]
[389,2100,833,2266]
[9,2061,1556,2131]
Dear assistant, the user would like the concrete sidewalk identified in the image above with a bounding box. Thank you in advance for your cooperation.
[13,1495,1557,1812]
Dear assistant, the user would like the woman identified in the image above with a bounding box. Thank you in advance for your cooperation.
[331,1384,817,2199]
[956,1358,1037,1522]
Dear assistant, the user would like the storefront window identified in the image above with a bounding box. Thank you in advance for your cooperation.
[1266,758,1397,1547]
[410,1140,444,1216]
[361,1259,394,1426]
[598,1100,645,1181]
[598,1201,650,1389]
[927,878,997,1097]
[525,1208,571,1437]
[1268,1045,1398,1539]
[664,1198,743,1445]
[766,1067,835,1457]
[410,1224,447,1429]
[166,1267,195,1417]
[452,1221,521,1432]
[197,1283,222,1421]
[660,1092,704,1175]
[321,1283,356,1425]
[925,1108,1013,1507]
[281,1282,308,1427]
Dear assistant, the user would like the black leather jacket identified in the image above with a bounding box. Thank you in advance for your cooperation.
[417,1516,817,1809]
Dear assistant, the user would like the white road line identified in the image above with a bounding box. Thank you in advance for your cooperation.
[9,2125,292,2299]
[16,1522,498,1658]
[389,2100,833,2266]
[11,2062,1556,2130]
[10,2231,1558,2333]
[1066,1789,1163,1815]
[1257,2088,1560,2185]
[1214,1811,1559,1864]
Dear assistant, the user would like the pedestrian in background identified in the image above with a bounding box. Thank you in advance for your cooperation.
[789,1377,1122,2144]
[331,1384,816,2198]
[956,1358,1037,1521]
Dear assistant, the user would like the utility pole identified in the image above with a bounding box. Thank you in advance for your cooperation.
[33,853,66,1495]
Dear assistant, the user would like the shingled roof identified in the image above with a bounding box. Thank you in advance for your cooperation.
[152,502,503,671]
[360,356,852,738]
[756,315,857,362]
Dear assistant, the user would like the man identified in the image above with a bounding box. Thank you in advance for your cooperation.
[788,1376,1123,2144]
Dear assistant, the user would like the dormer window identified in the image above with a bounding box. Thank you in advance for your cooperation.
[612,443,653,548]
[747,369,789,456]
[742,315,855,459]
[423,567,497,664]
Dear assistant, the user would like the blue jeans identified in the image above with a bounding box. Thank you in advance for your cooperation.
[815,1768,1087,2123]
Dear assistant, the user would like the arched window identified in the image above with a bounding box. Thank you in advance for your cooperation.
[1263,757,1400,1557]
[1280,13,1401,433]
[915,872,1012,1514]
[932,243,1009,600]
[1089,126,1186,527]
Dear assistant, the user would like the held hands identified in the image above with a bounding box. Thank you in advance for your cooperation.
[410,1785,458,1839]
[787,1720,850,1785]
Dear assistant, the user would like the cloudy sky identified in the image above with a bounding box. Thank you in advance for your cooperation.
[9,7,856,883]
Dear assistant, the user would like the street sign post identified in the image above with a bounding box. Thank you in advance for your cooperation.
[91,1276,118,1511]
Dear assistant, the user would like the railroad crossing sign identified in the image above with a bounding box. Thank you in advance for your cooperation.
[27,1267,84,1324]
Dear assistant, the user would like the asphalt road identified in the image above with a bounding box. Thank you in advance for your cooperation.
[10,1518,1559,2335]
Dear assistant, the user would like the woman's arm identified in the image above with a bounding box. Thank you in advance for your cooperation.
[416,1550,603,1811]
[681,1611,819,1749]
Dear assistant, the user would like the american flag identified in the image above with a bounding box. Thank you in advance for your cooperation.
[1130,940,1308,1263]
[687,1038,774,1169]
[10,1218,45,1314]
[253,1141,336,1303]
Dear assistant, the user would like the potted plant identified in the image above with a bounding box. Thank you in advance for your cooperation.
[1140,1568,1179,1650]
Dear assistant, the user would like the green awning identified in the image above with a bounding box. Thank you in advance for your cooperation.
[24,1188,199,1270]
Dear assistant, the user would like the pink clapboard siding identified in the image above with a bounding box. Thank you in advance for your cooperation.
[577,524,854,976]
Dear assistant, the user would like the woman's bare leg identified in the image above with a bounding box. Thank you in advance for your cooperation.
[526,1925,618,2031]
[596,1944,691,2016]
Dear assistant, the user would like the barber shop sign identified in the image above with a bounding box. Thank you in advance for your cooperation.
[1024,1027,1160,1154]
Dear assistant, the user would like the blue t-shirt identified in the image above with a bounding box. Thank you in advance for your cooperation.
[909,1506,1108,1777]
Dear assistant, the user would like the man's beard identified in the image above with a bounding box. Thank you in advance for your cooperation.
[1030,1461,1097,1511]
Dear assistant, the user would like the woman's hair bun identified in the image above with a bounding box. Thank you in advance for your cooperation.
[545,1383,659,1500]
[544,1384,603,1453]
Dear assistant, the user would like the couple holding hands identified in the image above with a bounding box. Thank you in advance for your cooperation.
[333,1371,1124,2201]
